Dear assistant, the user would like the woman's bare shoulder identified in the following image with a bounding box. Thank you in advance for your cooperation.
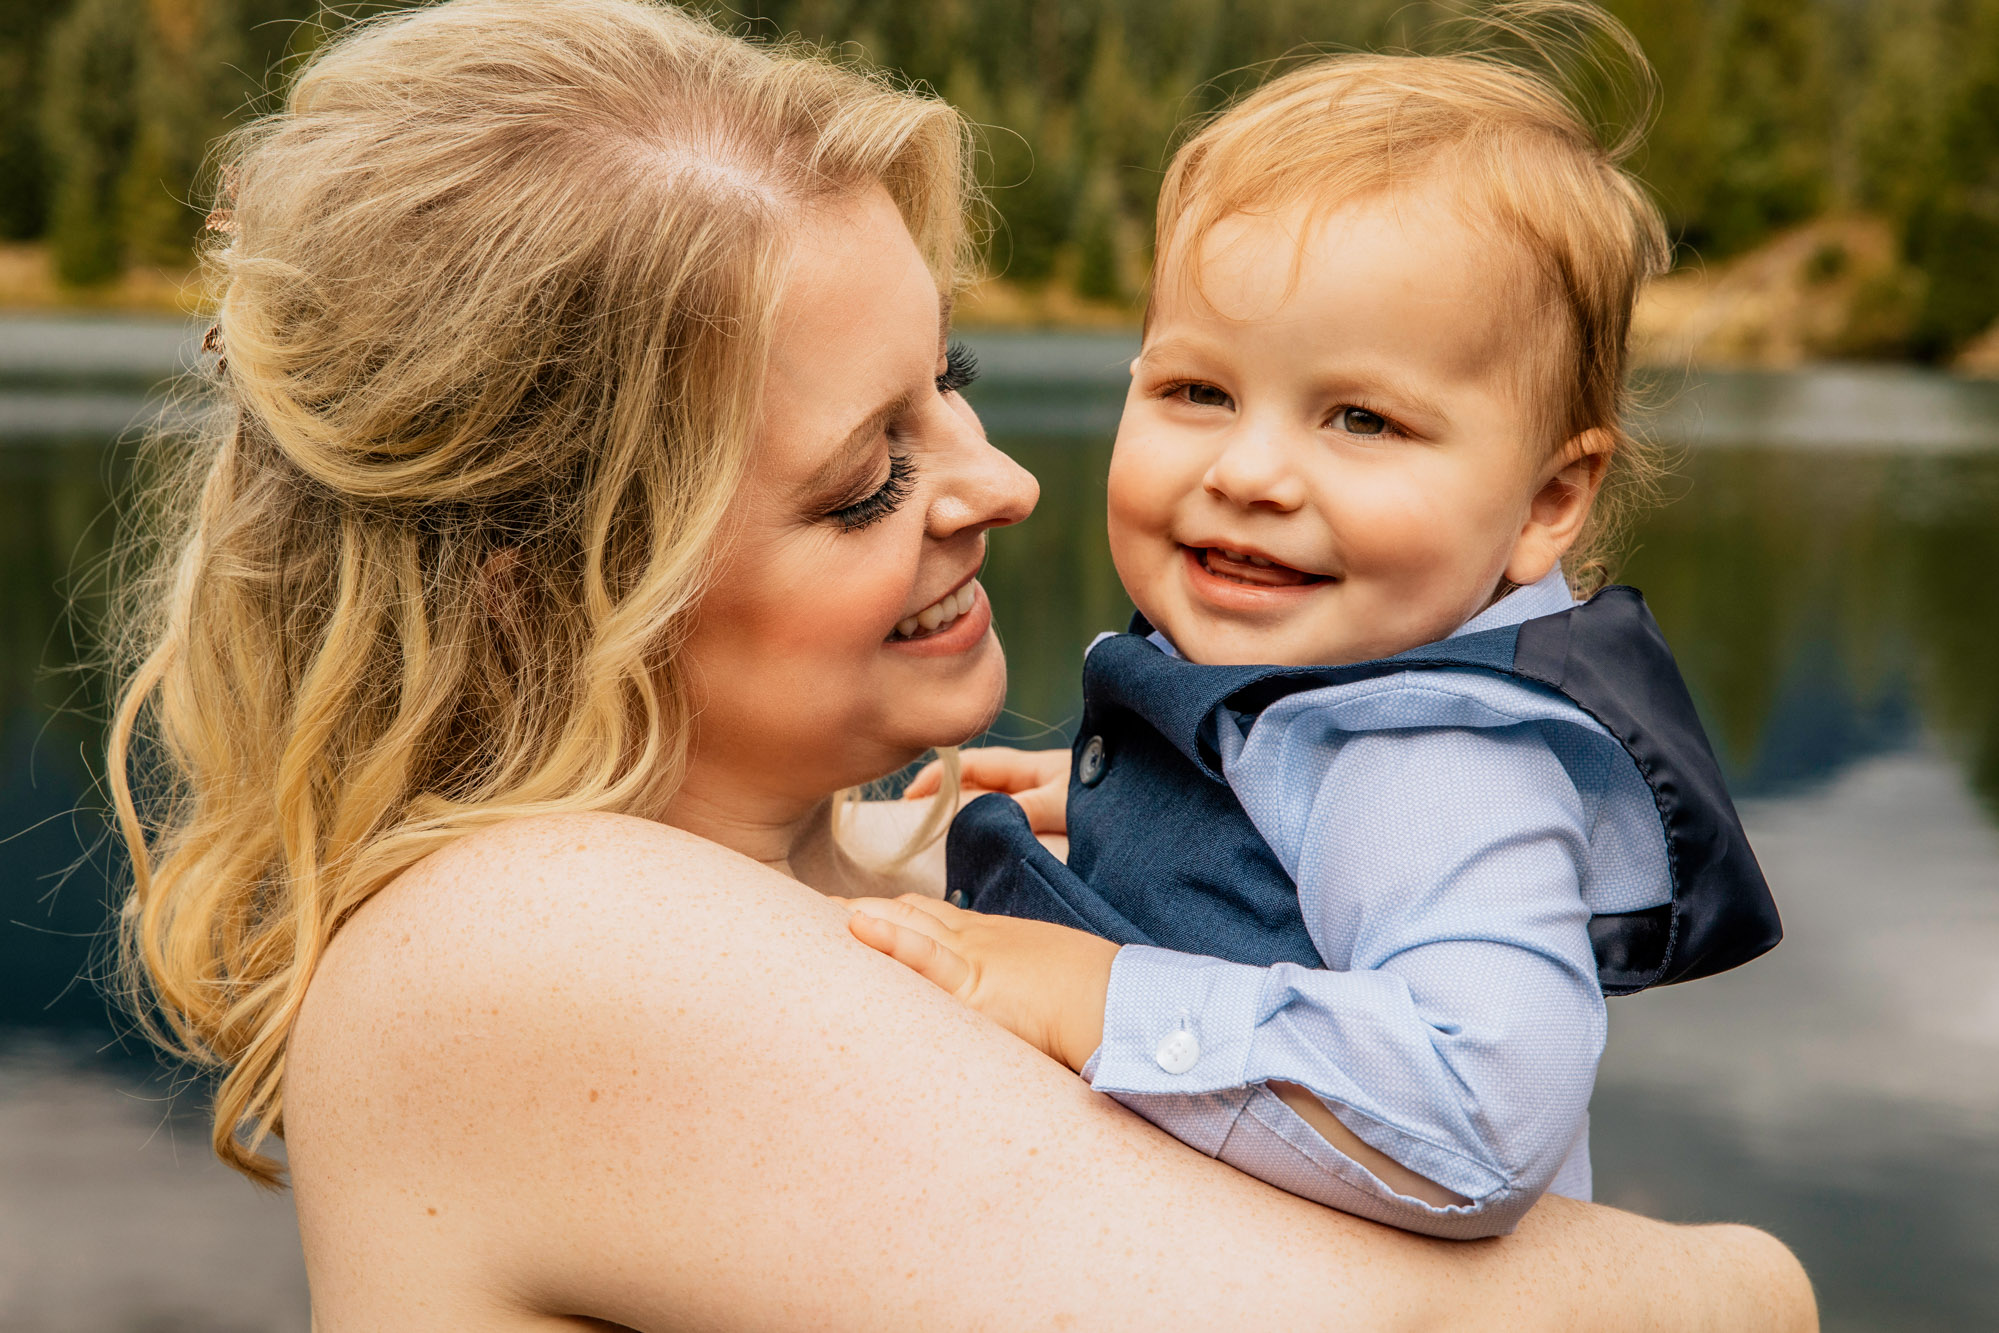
[385,809,815,924]
[293,811,841,1090]
[313,812,833,998]
[286,812,863,1324]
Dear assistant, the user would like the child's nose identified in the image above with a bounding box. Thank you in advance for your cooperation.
[1202,428,1308,512]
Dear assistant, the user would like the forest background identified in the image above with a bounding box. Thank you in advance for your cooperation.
[6,0,1999,366]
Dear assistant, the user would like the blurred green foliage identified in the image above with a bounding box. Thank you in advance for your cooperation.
[8,0,1999,353]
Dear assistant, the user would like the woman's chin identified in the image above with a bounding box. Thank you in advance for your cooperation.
[875,667,1009,769]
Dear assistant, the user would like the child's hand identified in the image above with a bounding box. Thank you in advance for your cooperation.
[848,894,1116,1073]
[904,746,1068,835]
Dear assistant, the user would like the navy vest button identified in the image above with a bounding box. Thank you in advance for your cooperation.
[945,888,969,908]
[1077,734,1107,786]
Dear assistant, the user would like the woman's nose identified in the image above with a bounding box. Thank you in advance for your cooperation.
[927,399,1039,538]
[1202,426,1307,512]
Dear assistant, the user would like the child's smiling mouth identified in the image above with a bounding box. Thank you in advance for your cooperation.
[1186,544,1330,590]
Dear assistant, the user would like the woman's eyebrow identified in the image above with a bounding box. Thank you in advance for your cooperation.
[801,389,917,493]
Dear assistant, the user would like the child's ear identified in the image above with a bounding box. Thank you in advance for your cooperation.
[1503,428,1612,587]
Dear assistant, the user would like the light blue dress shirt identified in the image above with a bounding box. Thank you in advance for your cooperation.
[1079,570,1673,1239]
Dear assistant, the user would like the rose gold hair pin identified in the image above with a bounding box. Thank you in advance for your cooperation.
[202,165,238,373]
[202,322,227,377]
[204,163,240,236]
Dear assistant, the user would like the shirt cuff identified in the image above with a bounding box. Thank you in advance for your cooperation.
[1089,944,1270,1099]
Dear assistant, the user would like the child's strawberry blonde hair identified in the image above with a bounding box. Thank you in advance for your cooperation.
[1152,4,1671,591]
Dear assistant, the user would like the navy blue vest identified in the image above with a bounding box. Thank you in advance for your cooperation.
[947,586,1782,996]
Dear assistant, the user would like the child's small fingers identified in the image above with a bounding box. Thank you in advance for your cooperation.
[964,747,1068,794]
[901,760,945,800]
[893,892,974,926]
[853,894,960,935]
[847,912,972,993]
[1011,781,1068,835]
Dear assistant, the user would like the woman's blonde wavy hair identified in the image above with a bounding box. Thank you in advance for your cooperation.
[1154,3,1672,591]
[109,0,974,1184]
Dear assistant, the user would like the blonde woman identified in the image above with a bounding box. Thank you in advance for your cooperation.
[111,1,1814,1327]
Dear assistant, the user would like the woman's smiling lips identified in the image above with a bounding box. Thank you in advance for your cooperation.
[884,573,991,657]
[1181,544,1332,610]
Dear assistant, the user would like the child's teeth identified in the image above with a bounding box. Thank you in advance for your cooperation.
[917,603,945,631]
[896,616,920,637]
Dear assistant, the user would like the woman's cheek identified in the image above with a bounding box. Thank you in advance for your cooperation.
[828,545,917,654]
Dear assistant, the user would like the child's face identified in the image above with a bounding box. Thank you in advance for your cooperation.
[1107,184,1602,667]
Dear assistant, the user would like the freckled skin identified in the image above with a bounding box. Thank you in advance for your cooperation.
[281,191,1817,1330]
[287,813,1813,1330]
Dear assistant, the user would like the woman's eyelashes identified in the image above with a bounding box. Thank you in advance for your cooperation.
[825,452,918,532]
[935,340,979,395]
[818,342,968,534]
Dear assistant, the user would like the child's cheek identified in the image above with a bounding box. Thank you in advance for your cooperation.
[1316,467,1440,570]
[1333,467,1515,625]
[1105,458,1171,617]
[1107,427,1189,535]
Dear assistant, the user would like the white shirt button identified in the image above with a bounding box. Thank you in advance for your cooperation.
[1154,1028,1200,1074]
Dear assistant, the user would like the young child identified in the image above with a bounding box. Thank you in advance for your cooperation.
[849,34,1781,1239]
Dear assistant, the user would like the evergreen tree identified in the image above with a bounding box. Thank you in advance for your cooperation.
[123,0,249,267]
[0,0,65,241]
[1697,0,1834,255]
[1600,0,1718,258]
[1850,0,1953,226]
[1905,0,1999,357]
[41,0,141,286]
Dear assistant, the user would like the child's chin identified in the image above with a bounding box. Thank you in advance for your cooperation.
[1174,618,1314,668]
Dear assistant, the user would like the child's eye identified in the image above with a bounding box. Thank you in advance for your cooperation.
[1173,382,1234,409]
[1332,406,1391,436]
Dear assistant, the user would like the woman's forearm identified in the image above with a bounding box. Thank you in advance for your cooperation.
[289,813,1813,1331]
[1436,1197,1816,1332]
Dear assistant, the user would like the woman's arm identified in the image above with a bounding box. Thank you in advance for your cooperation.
[285,813,1813,1332]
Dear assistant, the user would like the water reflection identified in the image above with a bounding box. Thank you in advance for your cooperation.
[0,436,131,1035]
[1597,752,1999,1333]
[1,353,1995,1329]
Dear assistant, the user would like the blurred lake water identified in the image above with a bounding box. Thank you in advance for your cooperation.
[2,318,1997,1331]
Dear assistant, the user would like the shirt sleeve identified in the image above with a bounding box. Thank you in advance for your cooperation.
[1085,722,1606,1239]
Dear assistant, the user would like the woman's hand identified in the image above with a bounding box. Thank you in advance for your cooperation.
[848,894,1116,1073]
[905,745,1069,835]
